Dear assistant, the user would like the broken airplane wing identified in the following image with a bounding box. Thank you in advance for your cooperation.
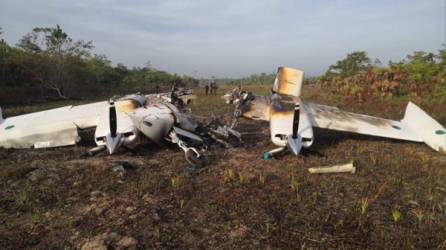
[225,66,446,155]
[0,101,107,149]
[304,101,446,153]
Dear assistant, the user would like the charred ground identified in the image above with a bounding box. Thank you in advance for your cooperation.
[1,85,445,249]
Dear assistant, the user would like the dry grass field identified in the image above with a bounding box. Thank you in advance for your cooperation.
[1,84,445,249]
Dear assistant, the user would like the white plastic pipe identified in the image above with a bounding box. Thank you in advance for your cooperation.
[308,162,355,174]
[263,147,286,160]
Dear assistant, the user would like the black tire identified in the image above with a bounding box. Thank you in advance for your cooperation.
[185,148,203,167]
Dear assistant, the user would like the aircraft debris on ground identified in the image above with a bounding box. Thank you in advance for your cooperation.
[224,66,446,158]
[1,67,445,168]
[0,87,238,166]
[308,162,356,174]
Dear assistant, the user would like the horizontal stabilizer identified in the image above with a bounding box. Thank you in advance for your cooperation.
[401,102,446,153]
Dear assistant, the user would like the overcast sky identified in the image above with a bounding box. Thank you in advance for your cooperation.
[0,0,444,77]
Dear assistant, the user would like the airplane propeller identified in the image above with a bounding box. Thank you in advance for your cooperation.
[292,104,299,139]
[287,103,303,155]
[105,100,122,154]
[109,101,117,138]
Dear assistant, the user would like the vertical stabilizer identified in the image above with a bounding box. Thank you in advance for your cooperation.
[273,67,304,97]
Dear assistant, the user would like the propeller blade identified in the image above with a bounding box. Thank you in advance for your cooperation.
[109,101,117,138]
[287,135,302,155]
[288,102,302,155]
[292,103,300,139]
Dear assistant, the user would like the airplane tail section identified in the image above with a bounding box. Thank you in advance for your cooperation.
[401,102,446,153]
[273,67,304,97]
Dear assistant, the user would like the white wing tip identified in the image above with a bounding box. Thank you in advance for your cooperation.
[403,102,446,152]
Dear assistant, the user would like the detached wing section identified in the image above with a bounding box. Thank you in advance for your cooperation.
[304,102,418,141]
[0,101,107,149]
[304,101,446,153]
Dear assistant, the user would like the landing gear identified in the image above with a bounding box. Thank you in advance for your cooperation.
[185,148,203,166]
[167,130,204,167]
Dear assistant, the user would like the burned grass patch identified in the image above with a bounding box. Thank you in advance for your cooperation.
[0,85,445,248]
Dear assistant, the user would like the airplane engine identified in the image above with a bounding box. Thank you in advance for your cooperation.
[269,98,314,149]
[128,105,175,144]
[94,100,140,154]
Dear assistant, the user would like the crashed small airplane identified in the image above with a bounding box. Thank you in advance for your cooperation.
[224,66,446,159]
[0,88,224,165]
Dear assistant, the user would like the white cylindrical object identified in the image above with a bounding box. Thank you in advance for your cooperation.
[308,162,355,174]
[263,147,286,160]
[269,147,286,155]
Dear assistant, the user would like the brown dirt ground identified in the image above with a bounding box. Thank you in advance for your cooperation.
[1,85,446,249]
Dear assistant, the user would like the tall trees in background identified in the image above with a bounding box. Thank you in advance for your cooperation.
[326,51,372,78]
[0,25,199,104]
[16,25,94,98]
[1,24,444,104]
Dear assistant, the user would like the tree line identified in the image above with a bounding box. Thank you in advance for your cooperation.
[0,25,198,105]
[1,25,444,105]
[222,50,445,104]
[317,50,446,103]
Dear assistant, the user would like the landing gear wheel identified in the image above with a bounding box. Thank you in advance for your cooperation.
[185,148,203,167]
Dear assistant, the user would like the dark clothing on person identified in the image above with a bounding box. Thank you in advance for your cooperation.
[210,81,217,95]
